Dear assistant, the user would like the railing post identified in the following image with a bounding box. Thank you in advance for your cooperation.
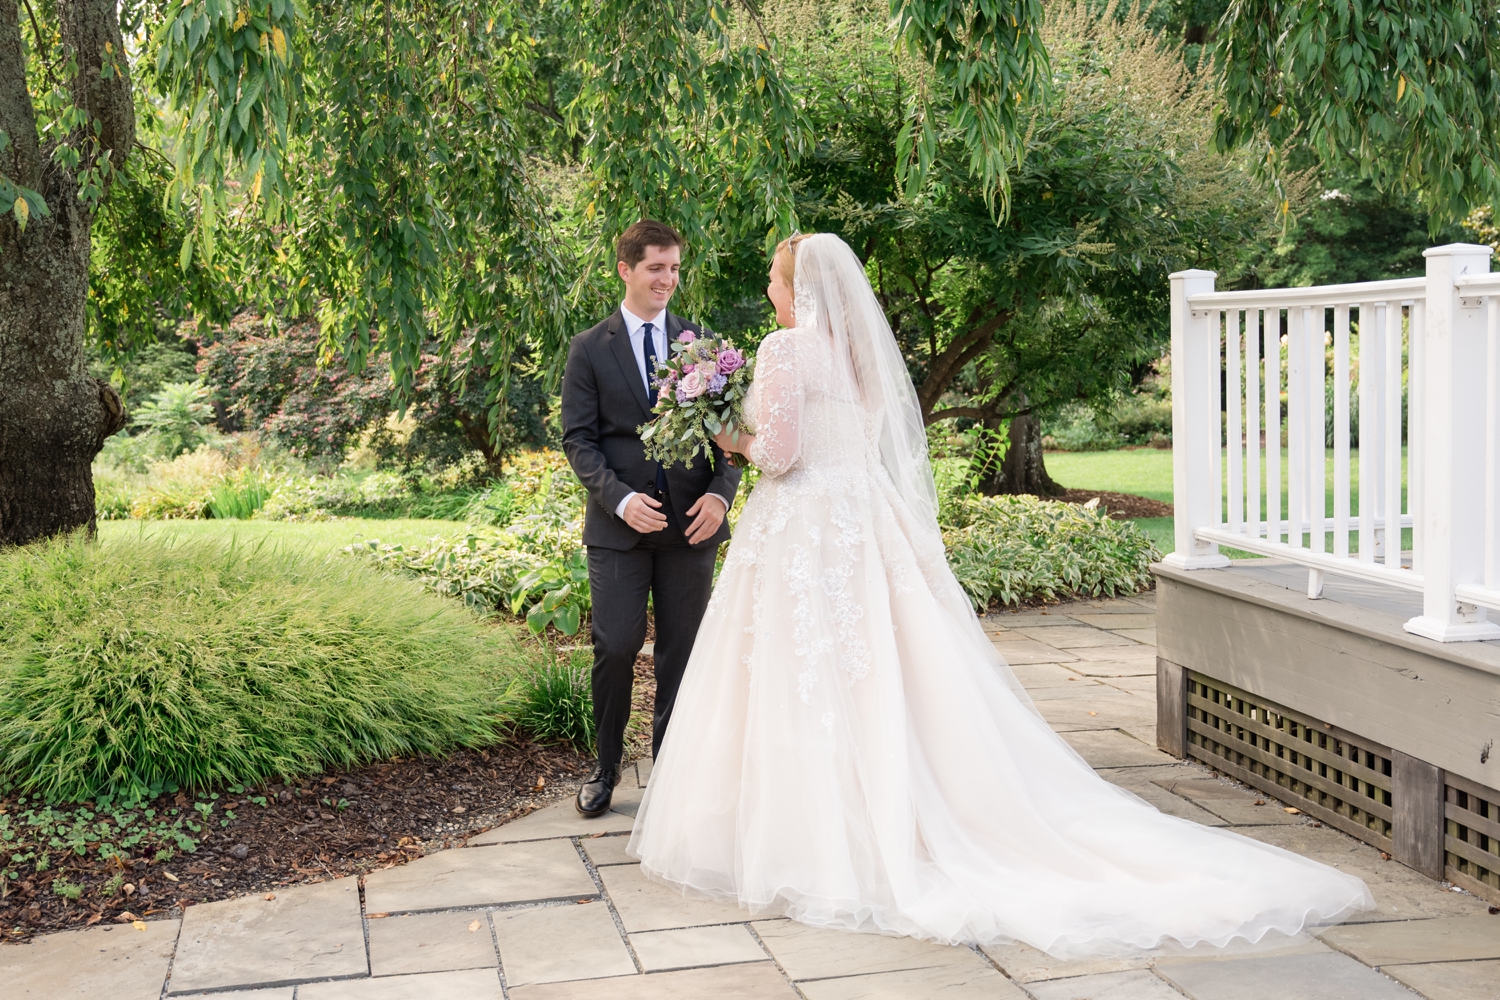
[1164,269,1230,570]
[1405,244,1500,641]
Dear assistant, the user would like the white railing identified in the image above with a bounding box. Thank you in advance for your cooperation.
[1167,244,1500,642]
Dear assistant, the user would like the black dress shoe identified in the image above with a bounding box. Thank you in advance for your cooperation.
[575,763,621,818]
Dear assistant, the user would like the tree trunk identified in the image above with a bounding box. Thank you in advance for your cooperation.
[0,184,125,545]
[982,412,1063,497]
[0,0,134,546]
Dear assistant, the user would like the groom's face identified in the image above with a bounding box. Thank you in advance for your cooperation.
[618,244,682,315]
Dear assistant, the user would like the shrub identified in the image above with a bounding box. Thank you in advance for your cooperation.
[0,533,531,802]
[348,449,589,632]
[129,448,232,519]
[132,380,215,458]
[517,649,595,752]
[943,495,1160,608]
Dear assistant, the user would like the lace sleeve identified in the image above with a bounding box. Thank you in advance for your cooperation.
[747,330,805,477]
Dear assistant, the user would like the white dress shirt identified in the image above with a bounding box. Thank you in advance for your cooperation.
[614,302,729,521]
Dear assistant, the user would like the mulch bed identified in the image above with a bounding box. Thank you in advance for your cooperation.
[1,740,591,942]
[1054,488,1174,520]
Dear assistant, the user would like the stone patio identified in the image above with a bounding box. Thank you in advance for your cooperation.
[8,594,1500,999]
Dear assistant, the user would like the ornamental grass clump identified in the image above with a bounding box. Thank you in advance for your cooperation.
[0,533,532,803]
[517,649,595,753]
[942,495,1160,609]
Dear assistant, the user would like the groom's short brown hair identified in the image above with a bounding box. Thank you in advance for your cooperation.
[617,220,684,268]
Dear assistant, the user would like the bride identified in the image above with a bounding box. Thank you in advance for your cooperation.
[626,232,1372,957]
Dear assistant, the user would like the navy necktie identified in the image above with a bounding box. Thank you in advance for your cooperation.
[640,322,668,493]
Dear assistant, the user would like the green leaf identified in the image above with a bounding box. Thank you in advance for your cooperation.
[552,603,581,635]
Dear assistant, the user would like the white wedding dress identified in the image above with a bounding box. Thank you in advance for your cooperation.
[627,235,1371,958]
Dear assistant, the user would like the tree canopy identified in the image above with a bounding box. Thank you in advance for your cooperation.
[7,0,1500,540]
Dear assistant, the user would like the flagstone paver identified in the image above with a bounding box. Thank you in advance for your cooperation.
[1058,728,1176,768]
[1,918,180,1000]
[363,839,595,913]
[629,924,768,971]
[491,900,636,985]
[1015,625,1138,648]
[506,961,798,999]
[751,918,983,980]
[1154,950,1419,999]
[795,962,1030,1000]
[1385,959,1500,999]
[598,862,751,931]
[365,909,499,976]
[1026,969,1188,1000]
[169,877,365,994]
[18,594,1500,999]
[989,638,1081,664]
[580,831,635,866]
[1151,778,1304,826]
[297,967,502,999]
[1317,914,1500,965]
[1066,613,1160,630]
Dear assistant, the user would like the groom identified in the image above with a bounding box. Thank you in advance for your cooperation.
[561,220,742,817]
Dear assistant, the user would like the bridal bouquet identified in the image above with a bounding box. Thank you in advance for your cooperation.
[638,331,755,469]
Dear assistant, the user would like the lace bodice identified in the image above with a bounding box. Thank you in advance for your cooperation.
[745,327,866,479]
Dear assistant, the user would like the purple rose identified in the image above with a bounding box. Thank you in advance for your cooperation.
[716,347,745,374]
[678,330,696,344]
[707,373,727,395]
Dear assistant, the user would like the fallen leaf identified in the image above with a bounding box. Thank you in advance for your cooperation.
[1087,711,1097,716]
[123,883,136,896]
[163,872,180,883]
[367,912,389,919]
[576,899,592,904]
[468,919,481,932]
[1254,799,1266,806]
[264,894,276,901]
[132,921,147,931]
[85,914,103,927]
[1283,807,1301,815]
[1380,852,1391,861]
[116,911,138,923]
[589,832,605,839]
[452,806,467,814]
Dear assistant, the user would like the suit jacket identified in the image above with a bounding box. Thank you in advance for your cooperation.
[561,308,742,551]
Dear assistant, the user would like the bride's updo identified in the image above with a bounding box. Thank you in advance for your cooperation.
[772,233,814,284]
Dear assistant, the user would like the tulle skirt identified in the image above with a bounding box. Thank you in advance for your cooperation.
[627,464,1372,958]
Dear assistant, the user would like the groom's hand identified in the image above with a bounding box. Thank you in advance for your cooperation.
[684,494,727,545]
[622,493,669,533]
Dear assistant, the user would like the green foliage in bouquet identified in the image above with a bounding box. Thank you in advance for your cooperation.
[942,495,1160,609]
[638,334,754,469]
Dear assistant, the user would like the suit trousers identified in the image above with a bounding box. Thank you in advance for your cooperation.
[586,495,718,772]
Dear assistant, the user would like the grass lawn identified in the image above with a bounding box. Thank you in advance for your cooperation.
[1045,447,1411,559]
[98,517,471,557]
[1044,449,1175,503]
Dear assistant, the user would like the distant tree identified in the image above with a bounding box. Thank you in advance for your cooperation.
[198,316,549,473]
[768,1,1280,493]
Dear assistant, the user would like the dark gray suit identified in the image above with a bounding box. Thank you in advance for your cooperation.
[561,308,741,770]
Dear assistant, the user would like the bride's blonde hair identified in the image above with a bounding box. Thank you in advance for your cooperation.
[772,233,814,285]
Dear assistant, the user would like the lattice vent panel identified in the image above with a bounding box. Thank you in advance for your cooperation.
[1186,672,1394,852]
[1446,772,1500,904]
